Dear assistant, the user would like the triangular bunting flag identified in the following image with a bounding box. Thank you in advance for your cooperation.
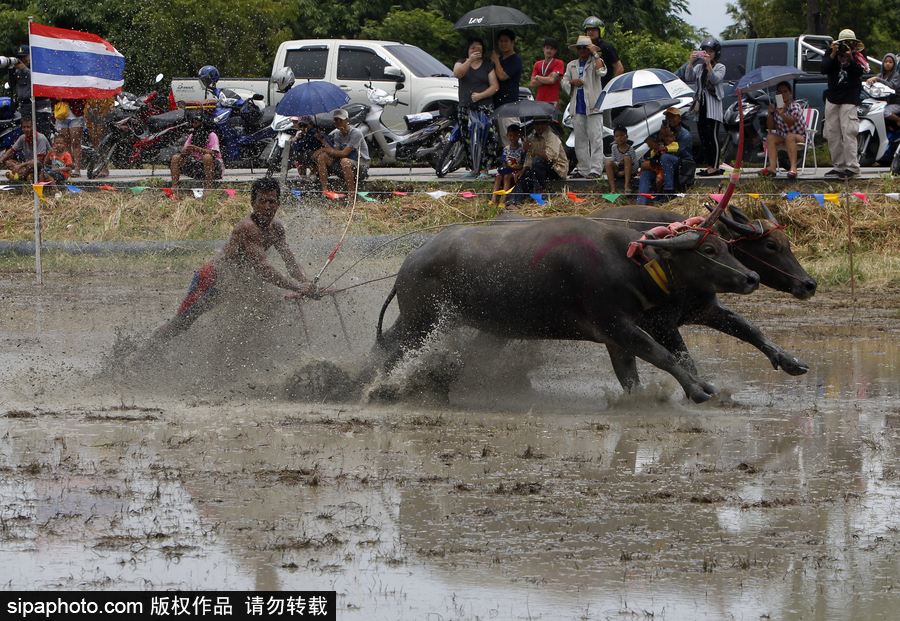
[529,193,547,205]
[290,190,303,198]
[32,184,46,201]
[357,191,377,202]
[566,192,586,203]
[747,193,760,199]
[493,188,513,195]
[887,193,900,201]
[323,190,346,200]
[130,186,150,194]
[426,190,450,199]
[99,185,117,190]
[392,191,408,196]
[813,194,825,207]
[784,191,801,201]
[638,193,655,200]
[192,189,204,198]
[824,193,840,205]
[64,185,82,193]
[709,193,725,203]
[852,192,869,204]
[161,188,179,200]
[223,189,236,197]
[721,163,734,171]
[603,193,621,202]
[0,185,13,191]
[458,191,477,198]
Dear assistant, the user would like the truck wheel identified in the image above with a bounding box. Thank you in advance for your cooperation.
[435,139,465,177]
[858,131,877,167]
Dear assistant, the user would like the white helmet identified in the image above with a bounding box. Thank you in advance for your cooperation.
[271,67,295,94]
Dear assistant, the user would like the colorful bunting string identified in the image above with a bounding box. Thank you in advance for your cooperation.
[357,191,377,202]
[566,192,585,203]
[323,190,346,200]
[529,193,547,205]
[458,191,477,198]
[223,189,236,197]
[602,193,621,202]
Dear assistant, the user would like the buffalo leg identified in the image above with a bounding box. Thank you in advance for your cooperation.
[606,344,640,392]
[699,302,809,375]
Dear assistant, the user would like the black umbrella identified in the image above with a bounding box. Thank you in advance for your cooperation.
[491,100,560,120]
[453,6,535,30]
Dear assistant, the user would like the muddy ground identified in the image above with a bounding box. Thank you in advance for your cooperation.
[2,251,900,619]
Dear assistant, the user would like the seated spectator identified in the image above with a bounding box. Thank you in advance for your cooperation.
[313,108,369,193]
[0,116,50,182]
[759,81,807,180]
[171,115,224,189]
[40,134,73,189]
[636,107,693,205]
[493,124,525,206]
[289,115,320,179]
[640,125,679,194]
[605,126,637,193]
[506,117,568,207]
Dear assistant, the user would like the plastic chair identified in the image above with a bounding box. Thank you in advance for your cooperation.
[798,107,819,174]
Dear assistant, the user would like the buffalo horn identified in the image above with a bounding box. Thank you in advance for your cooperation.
[719,213,758,237]
[639,230,705,251]
[759,201,778,223]
[727,204,751,223]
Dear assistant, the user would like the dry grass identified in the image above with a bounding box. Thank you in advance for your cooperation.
[4,176,900,286]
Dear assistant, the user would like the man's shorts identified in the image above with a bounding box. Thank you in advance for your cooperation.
[327,156,368,179]
[177,262,220,324]
[182,157,225,180]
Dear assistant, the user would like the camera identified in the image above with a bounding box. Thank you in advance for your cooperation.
[838,42,850,54]
[0,56,20,70]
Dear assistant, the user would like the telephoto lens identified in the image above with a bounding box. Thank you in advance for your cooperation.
[0,56,20,70]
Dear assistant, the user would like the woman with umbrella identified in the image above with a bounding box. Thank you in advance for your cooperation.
[692,38,727,176]
[454,38,499,178]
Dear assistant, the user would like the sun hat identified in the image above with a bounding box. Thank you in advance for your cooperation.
[664,107,682,117]
[835,29,864,51]
[568,35,593,51]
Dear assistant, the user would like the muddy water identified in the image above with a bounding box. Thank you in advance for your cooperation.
[2,265,900,620]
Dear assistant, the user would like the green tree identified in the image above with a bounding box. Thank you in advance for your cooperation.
[360,8,464,68]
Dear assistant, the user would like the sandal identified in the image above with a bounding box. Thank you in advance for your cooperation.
[477,172,492,180]
[758,167,775,177]
[787,169,798,180]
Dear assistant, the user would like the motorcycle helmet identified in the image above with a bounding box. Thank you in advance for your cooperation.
[198,65,220,90]
[699,37,722,61]
[271,67,295,94]
[583,16,605,38]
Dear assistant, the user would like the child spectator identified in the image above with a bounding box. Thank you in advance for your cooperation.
[530,38,565,108]
[641,125,678,194]
[40,134,72,189]
[493,124,525,206]
[290,115,320,179]
[605,126,637,193]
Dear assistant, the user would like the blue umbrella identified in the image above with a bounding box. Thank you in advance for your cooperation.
[275,81,350,117]
[594,69,693,111]
[729,66,807,95]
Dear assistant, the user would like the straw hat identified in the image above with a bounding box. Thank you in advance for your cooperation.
[568,35,593,51]
[835,29,864,51]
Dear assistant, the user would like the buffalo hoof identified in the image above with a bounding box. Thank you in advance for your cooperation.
[773,352,810,376]
[688,384,716,404]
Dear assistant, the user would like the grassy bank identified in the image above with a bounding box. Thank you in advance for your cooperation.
[3,177,900,288]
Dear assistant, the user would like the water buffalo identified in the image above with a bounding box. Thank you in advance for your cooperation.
[376,216,760,403]
[587,203,811,387]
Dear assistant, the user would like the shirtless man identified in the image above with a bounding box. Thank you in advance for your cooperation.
[150,177,320,343]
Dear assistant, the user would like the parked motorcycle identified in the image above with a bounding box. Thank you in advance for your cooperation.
[857,81,900,168]
[0,96,22,151]
[719,89,773,164]
[210,87,275,169]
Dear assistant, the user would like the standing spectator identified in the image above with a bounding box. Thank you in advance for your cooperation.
[0,116,51,181]
[170,114,225,189]
[636,107,693,204]
[692,38,726,176]
[491,29,523,149]
[506,117,568,207]
[454,38,499,178]
[8,45,54,140]
[822,29,866,179]
[867,53,900,128]
[530,38,565,108]
[583,17,623,88]
[561,35,606,179]
[55,99,84,177]
[759,82,806,180]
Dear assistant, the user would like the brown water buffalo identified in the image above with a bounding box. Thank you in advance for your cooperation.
[586,204,811,386]
[376,216,760,403]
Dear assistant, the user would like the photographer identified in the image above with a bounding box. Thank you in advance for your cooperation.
[821,29,866,179]
[6,45,54,140]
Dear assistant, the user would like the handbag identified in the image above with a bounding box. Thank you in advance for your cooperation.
[54,101,70,120]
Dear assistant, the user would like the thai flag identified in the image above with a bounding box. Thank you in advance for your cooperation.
[28,22,125,99]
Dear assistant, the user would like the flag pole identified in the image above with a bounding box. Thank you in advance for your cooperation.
[28,16,41,284]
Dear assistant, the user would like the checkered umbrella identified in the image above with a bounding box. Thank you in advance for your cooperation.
[594,69,693,112]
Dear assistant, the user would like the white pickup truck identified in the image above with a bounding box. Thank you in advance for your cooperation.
[171,39,459,132]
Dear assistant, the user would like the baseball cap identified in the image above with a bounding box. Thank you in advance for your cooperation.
[332,108,349,120]
[15,45,29,58]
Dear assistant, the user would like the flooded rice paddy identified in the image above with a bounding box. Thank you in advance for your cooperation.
[2,254,900,619]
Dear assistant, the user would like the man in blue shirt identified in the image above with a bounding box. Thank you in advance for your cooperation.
[492,29,523,149]
[636,107,693,204]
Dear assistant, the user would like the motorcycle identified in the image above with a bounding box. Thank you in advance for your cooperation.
[209,87,276,169]
[719,89,774,165]
[0,96,22,151]
[86,97,191,178]
[856,81,900,168]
